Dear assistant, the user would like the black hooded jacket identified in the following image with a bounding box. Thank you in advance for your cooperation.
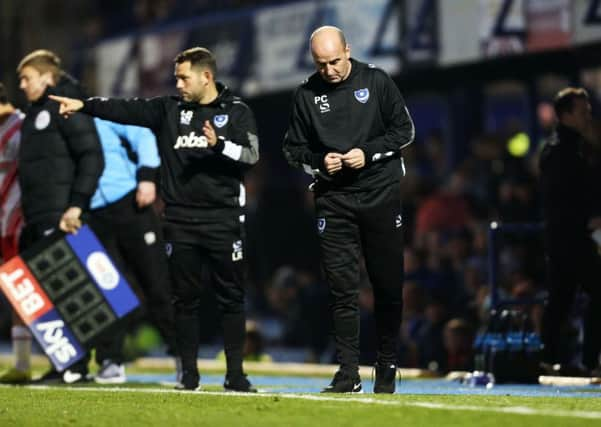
[283,59,414,194]
[19,74,104,225]
[80,83,259,223]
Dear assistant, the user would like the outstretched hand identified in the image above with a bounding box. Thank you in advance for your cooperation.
[48,95,84,117]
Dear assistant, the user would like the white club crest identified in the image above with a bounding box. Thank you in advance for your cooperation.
[354,88,370,104]
[35,110,51,130]
[213,114,229,128]
[317,218,326,234]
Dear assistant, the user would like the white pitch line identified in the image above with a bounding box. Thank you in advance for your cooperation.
[2,384,601,419]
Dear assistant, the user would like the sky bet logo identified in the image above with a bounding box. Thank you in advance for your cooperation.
[34,318,79,366]
[0,258,51,324]
[174,132,208,149]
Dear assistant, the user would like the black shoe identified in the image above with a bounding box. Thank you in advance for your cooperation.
[321,370,363,393]
[175,371,200,391]
[32,368,91,385]
[539,362,590,377]
[373,363,398,394]
[223,373,257,393]
[62,369,92,384]
[31,368,62,384]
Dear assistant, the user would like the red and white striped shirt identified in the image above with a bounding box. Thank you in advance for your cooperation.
[0,110,24,260]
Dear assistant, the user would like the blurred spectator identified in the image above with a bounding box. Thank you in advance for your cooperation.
[442,318,475,373]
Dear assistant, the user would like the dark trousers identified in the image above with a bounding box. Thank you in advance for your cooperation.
[315,184,404,373]
[542,234,601,369]
[88,191,176,364]
[164,215,247,383]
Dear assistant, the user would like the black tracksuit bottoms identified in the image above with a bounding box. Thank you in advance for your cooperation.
[542,233,601,369]
[164,214,246,383]
[315,183,404,373]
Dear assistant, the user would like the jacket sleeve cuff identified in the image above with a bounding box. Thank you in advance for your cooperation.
[212,136,226,153]
[311,153,324,170]
[70,192,89,210]
[137,166,159,183]
[357,144,375,166]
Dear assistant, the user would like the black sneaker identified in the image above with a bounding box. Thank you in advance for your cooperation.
[373,363,398,394]
[321,370,363,393]
[223,373,257,392]
[175,371,200,391]
[31,368,62,384]
[62,369,92,384]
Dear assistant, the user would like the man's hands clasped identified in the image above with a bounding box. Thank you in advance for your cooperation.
[324,148,365,175]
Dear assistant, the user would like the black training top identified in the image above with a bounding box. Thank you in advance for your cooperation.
[82,83,259,223]
[283,58,414,194]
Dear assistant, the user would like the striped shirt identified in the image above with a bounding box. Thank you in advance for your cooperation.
[0,110,24,259]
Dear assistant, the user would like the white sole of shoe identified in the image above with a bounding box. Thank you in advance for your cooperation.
[94,376,127,385]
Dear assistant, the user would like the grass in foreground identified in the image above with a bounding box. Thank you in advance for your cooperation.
[1,386,601,427]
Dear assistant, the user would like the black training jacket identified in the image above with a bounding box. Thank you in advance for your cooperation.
[539,124,600,249]
[81,83,259,222]
[19,75,104,225]
[283,59,414,194]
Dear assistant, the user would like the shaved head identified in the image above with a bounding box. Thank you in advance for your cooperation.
[309,26,352,84]
[310,26,346,50]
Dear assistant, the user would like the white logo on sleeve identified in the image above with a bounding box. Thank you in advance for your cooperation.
[232,240,243,261]
[35,110,51,130]
[174,132,208,149]
[314,95,330,113]
[180,110,193,125]
[317,218,326,233]
[395,214,402,228]
[144,231,156,245]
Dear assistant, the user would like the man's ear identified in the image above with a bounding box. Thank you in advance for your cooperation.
[42,71,55,87]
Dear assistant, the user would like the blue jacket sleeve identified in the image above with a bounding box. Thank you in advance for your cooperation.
[105,121,160,182]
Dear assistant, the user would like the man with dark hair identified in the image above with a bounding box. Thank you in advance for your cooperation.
[51,46,259,392]
[17,49,104,383]
[0,82,29,384]
[283,26,414,393]
[539,86,601,375]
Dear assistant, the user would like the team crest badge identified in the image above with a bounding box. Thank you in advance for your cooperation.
[354,88,369,104]
[35,110,51,130]
[213,114,229,128]
[317,218,326,234]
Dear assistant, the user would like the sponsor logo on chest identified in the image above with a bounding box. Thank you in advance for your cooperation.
[174,131,208,149]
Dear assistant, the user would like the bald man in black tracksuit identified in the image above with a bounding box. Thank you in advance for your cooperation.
[284,26,414,393]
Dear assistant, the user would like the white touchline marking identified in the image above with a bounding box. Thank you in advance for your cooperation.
[1,385,600,419]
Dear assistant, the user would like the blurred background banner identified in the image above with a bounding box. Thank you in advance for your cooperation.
[526,0,571,52]
[93,0,401,98]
